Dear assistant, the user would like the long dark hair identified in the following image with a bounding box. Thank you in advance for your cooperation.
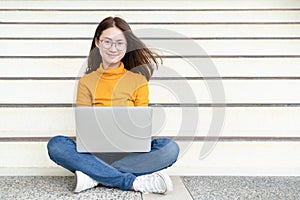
[86,16,162,81]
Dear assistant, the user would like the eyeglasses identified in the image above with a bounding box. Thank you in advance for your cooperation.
[100,39,127,51]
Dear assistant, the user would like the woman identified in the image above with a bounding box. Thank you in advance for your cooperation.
[47,17,179,194]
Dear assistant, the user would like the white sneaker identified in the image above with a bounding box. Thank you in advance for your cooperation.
[73,171,98,193]
[133,172,173,194]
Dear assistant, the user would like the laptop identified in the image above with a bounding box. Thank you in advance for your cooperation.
[75,107,153,153]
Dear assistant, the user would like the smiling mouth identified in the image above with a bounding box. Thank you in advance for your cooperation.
[107,53,119,58]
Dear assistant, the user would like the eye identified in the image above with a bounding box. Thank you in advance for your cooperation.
[103,40,111,45]
[117,42,125,46]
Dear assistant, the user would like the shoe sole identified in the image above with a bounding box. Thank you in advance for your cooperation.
[73,171,81,193]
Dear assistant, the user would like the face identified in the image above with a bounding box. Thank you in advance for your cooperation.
[95,27,127,69]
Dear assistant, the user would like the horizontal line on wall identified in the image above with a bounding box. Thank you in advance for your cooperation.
[1,8,300,11]
[166,55,300,58]
[1,37,300,40]
[171,136,300,142]
[0,77,80,80]
[149,104,300,107]
[0,56,88,59]
[1,55,300,59]
[153,77,300,80]
[0,136,299,142]
[0,104,74,107]
[0,103,299,108]
[1,77,300,80]
[1,22,300,25]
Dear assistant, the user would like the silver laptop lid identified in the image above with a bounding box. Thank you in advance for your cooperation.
[75,107,152,153]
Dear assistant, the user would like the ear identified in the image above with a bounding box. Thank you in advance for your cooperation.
[95,39,100,48]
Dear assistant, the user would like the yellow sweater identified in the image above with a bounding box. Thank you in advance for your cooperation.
[76,62,149,106]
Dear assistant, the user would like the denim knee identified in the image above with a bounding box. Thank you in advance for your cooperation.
[165,139,180,163]
[152,138,180,163]
[47,135,65,151]
[47,135,73,160]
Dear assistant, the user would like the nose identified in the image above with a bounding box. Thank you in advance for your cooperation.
[109,43,118,52]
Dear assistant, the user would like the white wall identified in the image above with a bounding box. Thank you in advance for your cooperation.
[0,0,299,176]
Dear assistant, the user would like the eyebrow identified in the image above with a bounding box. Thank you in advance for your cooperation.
[103,37,126,42]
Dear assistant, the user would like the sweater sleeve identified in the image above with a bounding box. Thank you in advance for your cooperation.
[134,78,149,106]
[76,78,93,107]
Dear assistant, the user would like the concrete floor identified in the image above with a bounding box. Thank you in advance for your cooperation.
[182,176,300,200]
[0,176,299,200]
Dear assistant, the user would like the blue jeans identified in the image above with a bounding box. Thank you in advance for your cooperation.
[47,135,179,190]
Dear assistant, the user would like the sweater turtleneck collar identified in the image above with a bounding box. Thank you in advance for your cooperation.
[96,62,127,79]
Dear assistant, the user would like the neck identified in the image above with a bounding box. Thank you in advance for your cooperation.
[102,62,120,70]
